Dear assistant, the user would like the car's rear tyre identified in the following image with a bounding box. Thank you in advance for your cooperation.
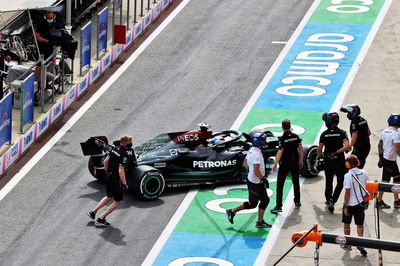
[128,165,165,200]
[301,145,320,177]
[88,156,106,182]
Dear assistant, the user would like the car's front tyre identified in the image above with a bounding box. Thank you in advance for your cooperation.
[128,165,165,200]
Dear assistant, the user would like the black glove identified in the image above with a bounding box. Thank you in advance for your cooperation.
[122,183,129,191]
[261,178,269,189]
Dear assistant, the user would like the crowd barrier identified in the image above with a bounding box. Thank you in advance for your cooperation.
[0,0,173,175]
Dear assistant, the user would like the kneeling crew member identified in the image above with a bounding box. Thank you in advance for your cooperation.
[226,132,271,228]
[317,112,350,213]
[341,154,368,256]
[87,134,136,227]
[271,119,304,214]
[340,104,371,169]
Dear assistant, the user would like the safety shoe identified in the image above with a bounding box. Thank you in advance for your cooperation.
[394,200,400,208]
[376,200,390,209]
[357,247,367,256]
[270,206,282,214]
[327,199,335,213]
[294,202,301,209]
[226,209,235,224]
[340,245,352,251]
[95,218,110,227]
[256,220,272,228]
[87,211,96,220]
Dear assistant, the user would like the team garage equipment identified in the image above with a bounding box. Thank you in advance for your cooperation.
[81,128,319,200]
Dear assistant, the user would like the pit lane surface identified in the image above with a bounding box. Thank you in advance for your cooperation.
[0,0,313,265]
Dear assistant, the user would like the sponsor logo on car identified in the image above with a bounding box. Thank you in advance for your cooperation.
[193,160,237,168]
[154,162,166,168]
[335,235,347,245]
[178,134,199,142]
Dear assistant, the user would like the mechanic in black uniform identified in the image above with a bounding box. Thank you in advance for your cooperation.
[317,112,350,213]
[0,50,12,100]
[87,134,136,227]
[340,104,371,169]
[270,119,304,214]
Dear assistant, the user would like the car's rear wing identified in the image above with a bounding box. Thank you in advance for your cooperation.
[80,136,109,156]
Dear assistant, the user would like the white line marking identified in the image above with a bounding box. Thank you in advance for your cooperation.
[271,41,288,44]
[0,0,192,202]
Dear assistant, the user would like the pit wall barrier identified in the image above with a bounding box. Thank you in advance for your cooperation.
[0,0,173,175]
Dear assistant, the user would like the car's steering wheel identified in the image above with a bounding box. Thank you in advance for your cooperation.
[208,130,242,148]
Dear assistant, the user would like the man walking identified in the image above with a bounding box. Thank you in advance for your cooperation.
[341,154,368,256]
[317,112,350,213]
[270,119,304,214]
[87,134,136,226]
[226,132,271,228]
[376,114,400,209]
[340,104,371,169]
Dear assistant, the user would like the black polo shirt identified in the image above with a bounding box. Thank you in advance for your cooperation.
[319,127,348,159]
[279,131,302,160]
[107,146,136,181]
[350,116,370,146]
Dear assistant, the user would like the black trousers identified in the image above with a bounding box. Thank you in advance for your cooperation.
[352,144,370,169]
[324,158,347,202]
[276,159,300,208]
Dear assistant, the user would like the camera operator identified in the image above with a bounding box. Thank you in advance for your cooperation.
[34,11,56,60]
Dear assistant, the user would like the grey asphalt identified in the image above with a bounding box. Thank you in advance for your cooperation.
[0,0,314,265]
[267,1,400,265]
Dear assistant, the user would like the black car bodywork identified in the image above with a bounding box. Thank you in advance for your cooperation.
[81,129,319,200]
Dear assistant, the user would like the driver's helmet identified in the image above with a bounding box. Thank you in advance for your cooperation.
[198,123,211,131]
[210,136,224,145]
[250,132,267,147]
[340,104,360,120]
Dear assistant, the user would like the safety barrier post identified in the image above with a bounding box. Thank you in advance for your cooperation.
[40,56,46,113]
[127,0,130,30]
[134,0,137,24]
[19,81,25,134]
[147,0,150,10]
[141,0,144,17]
[96,12,100,60]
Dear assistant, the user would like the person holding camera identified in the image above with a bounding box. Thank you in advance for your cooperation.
[87,134,136,227]
[317,112,350,213]
[226,132,272,228]
[340,104,371,169]
[376,114,400,209]
[341,154,368,256]
[270,119,304,214]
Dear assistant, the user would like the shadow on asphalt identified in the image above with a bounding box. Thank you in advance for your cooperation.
[86,221,127,246]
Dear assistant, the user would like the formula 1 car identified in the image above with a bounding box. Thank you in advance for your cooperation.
[80,129,319,200]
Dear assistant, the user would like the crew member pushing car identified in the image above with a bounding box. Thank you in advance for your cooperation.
[226,132,272,228]
[317,112,350,213]
[271,119,304,214]
[87,134,136,227]
[340,104,371,169]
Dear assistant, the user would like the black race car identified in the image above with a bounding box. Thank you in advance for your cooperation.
[81,129,319,200]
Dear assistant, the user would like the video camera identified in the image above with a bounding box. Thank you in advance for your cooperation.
[50,29,78,60]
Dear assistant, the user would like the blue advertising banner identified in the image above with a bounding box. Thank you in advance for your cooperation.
[98,7,108,52]
[81,22,92,68]
[0,93,13,147]
[22,73,34,125]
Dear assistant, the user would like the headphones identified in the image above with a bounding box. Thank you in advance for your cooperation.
[44,13,56,20]
[345,158,360,169]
